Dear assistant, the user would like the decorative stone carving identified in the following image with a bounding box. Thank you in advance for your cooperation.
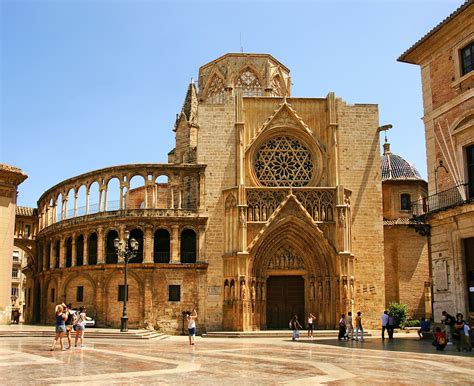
[267,246,305,270]
[206,74,225,104]
[254,136,313,187]
[236,69,262,96]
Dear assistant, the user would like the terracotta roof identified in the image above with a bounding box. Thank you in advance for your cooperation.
[398,1,472,63]
[16,206,36,217]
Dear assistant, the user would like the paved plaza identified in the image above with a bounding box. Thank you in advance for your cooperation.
[0,332,473,385]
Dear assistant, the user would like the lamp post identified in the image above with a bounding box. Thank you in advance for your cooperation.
[114,230,139,332]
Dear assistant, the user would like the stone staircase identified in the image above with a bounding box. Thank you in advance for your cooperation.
[0,327,165,340]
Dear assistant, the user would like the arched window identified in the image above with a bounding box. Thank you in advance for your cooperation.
[129,229,144,263]
[54,240,60,268]
[400,193,411,211]
[106,230,119,264]
[76,235,84,266]
[206,74,225,104]
[180,229,196,263]
[236,68,262,97]
[154,229,170,263]
[65,237,72,267]
[88,233,97,265]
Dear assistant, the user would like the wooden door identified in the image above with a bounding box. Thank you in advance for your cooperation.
[266,276,304,329]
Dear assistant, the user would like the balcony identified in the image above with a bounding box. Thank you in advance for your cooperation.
[411,183,473,217]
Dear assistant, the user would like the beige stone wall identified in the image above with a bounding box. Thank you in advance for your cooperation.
[383,226,429,318]
[0,197,15,324]
[337,102,385,327]
[195,102,236,330]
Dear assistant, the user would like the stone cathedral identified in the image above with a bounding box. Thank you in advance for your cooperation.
[7,53,430,332]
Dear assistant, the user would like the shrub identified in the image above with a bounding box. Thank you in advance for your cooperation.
[388,302,408,327]
[400,319,420,328]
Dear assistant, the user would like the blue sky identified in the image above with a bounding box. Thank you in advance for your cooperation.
[1,0,463,207]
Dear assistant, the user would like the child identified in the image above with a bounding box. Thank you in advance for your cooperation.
[432,327,447,351]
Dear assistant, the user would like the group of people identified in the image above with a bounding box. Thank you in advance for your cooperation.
[289,311,365,342]
[439,311,472,352]
[51,303,87,351]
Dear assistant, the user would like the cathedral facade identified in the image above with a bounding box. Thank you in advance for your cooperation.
[16,53,393,332]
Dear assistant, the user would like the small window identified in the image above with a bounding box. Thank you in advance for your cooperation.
[461,42,473,76]
[12,269,18,278]
[51,288,55,303]
[77,286,84,302]
[118,285,128,301]
[400,193,411,211]
[169,285,181,302]
[25,225,31,237]
[11,287,18,296]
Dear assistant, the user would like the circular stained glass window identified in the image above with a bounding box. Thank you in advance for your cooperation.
[254,136,313,187]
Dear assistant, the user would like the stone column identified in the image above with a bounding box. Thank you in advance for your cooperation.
[198,225,206,262]
[71,235,77,267]
[59,237,66,268]
[170,225,180,263]
[144,226,153,263]
[97,227,105,264]
[83,236,89,266]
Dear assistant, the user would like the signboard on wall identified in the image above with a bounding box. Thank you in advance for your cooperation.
[434,260,448,291]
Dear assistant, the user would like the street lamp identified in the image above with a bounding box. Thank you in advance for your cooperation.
[114,230,139,332]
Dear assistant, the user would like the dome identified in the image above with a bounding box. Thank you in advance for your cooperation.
[381,142,423,182]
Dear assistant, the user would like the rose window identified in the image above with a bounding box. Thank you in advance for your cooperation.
[254,136,313,186]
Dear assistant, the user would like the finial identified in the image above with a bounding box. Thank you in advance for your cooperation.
[191,77,194,84]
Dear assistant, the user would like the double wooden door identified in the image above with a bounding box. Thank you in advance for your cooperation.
[266,276,305,329]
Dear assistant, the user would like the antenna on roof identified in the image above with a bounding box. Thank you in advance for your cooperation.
[240,32,243,53]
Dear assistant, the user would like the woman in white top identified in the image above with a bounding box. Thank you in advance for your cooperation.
[74,307,87,348]
[186,309,197,345]
[307,313,316,338]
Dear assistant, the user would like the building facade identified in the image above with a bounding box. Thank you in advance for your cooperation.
[399,1,474,323]
[381,141,430,319]
[10,52,432,331]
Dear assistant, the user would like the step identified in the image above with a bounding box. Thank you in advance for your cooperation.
[0,329,164,340]
[202,330,373,338]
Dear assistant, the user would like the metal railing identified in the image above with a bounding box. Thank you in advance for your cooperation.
[411,183,472,217]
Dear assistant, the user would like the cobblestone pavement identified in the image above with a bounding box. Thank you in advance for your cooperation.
[0,335,473,385]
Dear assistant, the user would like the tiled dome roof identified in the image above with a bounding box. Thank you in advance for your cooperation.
[381,142,423,182]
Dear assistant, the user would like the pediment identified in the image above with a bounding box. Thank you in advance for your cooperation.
[248,192,322,252]
[246,101,326,154]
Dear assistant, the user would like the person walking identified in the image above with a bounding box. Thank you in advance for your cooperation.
[355,311,364,341]
[289,315,302,341]
[346,311,354,340]
[307,313,316,338]
[64,304,75,349]
[50,304,67,351]
[186,309,198,345]
[74,307,87,348]
[381,310,389,340]
[387,313,396,339]
[338,314,347,340]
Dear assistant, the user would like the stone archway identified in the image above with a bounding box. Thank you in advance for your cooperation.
[249,214,340,330]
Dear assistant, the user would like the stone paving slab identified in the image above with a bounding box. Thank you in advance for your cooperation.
[0,335,472,385]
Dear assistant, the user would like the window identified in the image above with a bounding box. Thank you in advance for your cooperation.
[51,288,55,303]
[467,145,474,199]
[461,42,473,76]
[106,230,119,264]
[88,233,98,265]
[25,224,31,237]
[154,229,170,263]
[118,285,128,301]
[400,193,411,211]
[11,287,18,296]
[12,251,19,262]
[77,286,84,302]
[169,285,181,302]
[12,269,18,278]
[180,229,197,263]
[65,237,72,267]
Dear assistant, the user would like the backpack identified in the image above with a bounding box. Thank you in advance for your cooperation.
[436,334,447,346]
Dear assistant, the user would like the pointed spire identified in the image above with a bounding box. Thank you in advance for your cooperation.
[181,78,198,123]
